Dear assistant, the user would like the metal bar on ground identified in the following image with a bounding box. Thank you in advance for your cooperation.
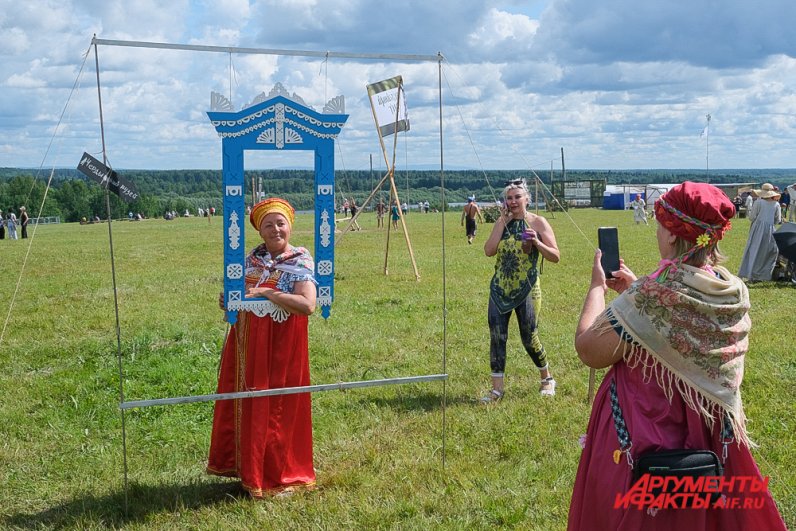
[121,374,448,410]
[92,38,441,63]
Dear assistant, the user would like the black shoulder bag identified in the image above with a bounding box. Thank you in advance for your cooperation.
[610,378,733,506]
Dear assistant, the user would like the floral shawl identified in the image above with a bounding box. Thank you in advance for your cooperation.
[593,263,752,446]
[489,218,540,314]
[244,244,315,293]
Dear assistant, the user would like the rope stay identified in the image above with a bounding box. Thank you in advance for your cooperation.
[440,57,596,250]
[1,42,94,346]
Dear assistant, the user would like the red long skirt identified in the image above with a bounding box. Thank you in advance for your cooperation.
[207,311,315,496]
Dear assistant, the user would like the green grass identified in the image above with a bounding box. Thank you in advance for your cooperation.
[0,210,793,529]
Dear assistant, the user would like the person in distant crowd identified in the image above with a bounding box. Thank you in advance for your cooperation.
[481,179,560,402]
[19,206,29,238]
[375,198,385,228]
[784,183,795,222]
[417,201,423,213]
[401,202,408,216]
[390,203,400,229]
[568,181,786,530]
[7,211,18,240]
[738,183,781,281]
[733,194,743,218]
[208,197,317,498]
[184,209,191,217]
[461,195,484,244]
[779,188,789,222]
[210,206,216,216]
[629,194,648,225]
[349,198,361,231]
[0,210,5,240]
[342,199,350,217]
[94,215,100,222]
[424,200,430,213]
[743,191,754,216]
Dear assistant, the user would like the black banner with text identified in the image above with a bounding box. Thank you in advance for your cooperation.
[76,152,139,203]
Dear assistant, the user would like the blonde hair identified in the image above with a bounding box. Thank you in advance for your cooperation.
[502,180,529,200]
[673,237,726,267]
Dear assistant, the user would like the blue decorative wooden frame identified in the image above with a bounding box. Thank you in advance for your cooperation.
[207,84,348,322]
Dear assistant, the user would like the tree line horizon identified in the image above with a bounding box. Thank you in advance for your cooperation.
[1,166,793,223]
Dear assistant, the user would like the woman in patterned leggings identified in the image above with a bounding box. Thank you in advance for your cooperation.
[481,179,560,402]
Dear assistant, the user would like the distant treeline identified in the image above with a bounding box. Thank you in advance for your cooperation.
[1,167,793,222]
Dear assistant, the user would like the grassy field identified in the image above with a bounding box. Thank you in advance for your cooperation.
[0,208,793,529]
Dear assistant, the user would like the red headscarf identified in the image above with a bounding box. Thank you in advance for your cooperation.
[654,182,734,243]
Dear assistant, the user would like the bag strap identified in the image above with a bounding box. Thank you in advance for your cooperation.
[609,379,634,468]
[609,377,734,467]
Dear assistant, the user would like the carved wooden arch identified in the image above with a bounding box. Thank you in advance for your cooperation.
[207,84,348,322]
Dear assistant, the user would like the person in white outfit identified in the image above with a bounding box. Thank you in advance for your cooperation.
[744,192,754,217]
[7,212,18,239]
[630,194,648,225]
[787,183,796,223]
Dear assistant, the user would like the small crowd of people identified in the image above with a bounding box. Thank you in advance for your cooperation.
[206,182,786,528]
[0,206,29,240]
[337,197,437,232]
[163,206,216,220]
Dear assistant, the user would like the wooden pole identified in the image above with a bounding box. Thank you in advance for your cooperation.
[389,85,420,280]
[384,178,394,274]
[336,169,391,242]
[364,78,420,280]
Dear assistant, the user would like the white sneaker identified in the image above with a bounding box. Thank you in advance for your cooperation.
[540,377,556,397]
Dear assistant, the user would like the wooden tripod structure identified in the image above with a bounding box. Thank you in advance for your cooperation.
[337,79,420,280]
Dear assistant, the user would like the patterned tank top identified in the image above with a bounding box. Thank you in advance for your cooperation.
[489,218,540,313]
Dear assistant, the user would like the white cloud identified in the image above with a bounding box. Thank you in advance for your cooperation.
[533,0,796,69]
[467,8,538,57]
[5,72,46,88]
[1,0,796,170]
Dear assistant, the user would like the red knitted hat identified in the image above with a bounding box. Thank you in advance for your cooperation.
[654,181,734,243]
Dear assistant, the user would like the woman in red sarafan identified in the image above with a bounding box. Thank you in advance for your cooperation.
[207,197,317,497]
[569,182,786,529]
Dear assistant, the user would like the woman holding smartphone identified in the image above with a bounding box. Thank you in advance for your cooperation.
[481,179,560,402]
[568,182,786,529]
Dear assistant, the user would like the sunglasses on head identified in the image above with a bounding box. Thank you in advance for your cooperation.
[505,179,525,186]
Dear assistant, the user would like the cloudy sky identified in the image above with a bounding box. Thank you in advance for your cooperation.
[2,0,795,172]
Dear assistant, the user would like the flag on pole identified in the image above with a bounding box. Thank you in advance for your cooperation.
[366,75,409,137]
[700,113,711,137]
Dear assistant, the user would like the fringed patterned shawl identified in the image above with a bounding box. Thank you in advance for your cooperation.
[245,244,315,292]
[593,263,752,447]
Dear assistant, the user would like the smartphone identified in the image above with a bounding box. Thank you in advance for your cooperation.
[598,227,620,278]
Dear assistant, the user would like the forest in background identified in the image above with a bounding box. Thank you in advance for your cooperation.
[1,166,794,222]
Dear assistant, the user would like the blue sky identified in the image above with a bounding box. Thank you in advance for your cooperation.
[1,0,795,172]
